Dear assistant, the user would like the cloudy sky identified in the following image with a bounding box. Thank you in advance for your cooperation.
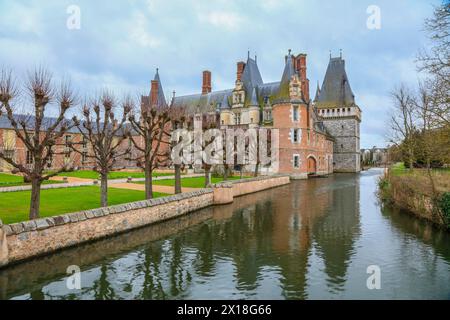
[0,0,441,148]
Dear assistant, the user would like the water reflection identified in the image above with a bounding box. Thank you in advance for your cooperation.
[1,169,449,300]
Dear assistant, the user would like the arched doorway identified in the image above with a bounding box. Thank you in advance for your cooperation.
[307,156,317,175]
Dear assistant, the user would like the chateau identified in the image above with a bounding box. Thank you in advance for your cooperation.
[0,50,362,178]
[144,50,361,177]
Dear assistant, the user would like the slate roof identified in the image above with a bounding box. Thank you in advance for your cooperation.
[0,114,80,133]
[0,114,136,136]
[171,54,294,113]
[316,56,355,108]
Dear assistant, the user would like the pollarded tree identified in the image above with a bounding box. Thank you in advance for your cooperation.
[0,68,78,220]
[168,105,187,194]
[72,93,131,207]
[127,97,171,199]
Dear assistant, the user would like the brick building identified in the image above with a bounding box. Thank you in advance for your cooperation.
[0,115,139,173]
[146,50,361,178]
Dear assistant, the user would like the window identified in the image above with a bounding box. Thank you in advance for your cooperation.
[292,129,301,143]
[3,149,14,160]
[82,136,88,149]
[26,150,33,165]
[65,135,72,146]
[235,113,241,125]
[293,155,300,168]
[293,105,299,121]
[82,151,88,164]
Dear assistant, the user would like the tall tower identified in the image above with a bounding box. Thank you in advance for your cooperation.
[315,55,361,172]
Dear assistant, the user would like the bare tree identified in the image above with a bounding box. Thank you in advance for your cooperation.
[0,68,78,220]
[389,84,417,169]
[128,98,170,199]
[168,105,187,194]
[72,93,131,207]
[418,2,450,129]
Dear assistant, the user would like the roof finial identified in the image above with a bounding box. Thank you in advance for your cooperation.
[248,50,250,59]
[288,49,292,56]
[329,50,332,59]
[255,54,257,63]
[172,90,176,98]
[156,67,159,74]
[340,49,342,58]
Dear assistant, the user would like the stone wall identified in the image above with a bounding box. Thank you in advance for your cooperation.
[0,189,214,267]
[0,175,291,268]
[322,117,361,172]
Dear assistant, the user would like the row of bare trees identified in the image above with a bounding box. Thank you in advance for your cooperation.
[0,69,181,220]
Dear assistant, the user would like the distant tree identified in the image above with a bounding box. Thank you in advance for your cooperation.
[0,68,78,220]
[128,97,170,199]
[72,93,131,207]
[418,1,450,128]
[389,84,417,169]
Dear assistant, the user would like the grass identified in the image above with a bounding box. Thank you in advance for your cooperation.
[138,175,248,188]
[389,162,450,194]
[56,170,175,180]
[0,173,63,188]
[0,186,167,225]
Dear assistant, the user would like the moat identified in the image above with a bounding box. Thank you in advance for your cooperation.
[1,168,449,299]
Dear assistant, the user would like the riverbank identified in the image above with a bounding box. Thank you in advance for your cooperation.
[0,175,290,269]
[378,164,450,229]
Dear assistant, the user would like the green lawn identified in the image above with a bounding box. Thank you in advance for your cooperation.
[391,162,450,176]
[56,170,175,180]
[0,186,167,225]
[0,173,63,188]
[139,176,247,188]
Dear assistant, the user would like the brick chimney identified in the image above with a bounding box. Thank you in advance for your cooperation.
[295,54,309,102]
[236,61,245,81]
[150,80,159,106]
[202,70,211,94]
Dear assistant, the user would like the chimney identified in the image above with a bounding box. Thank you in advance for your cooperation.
[150,80,159,106]
[202,70,211,94]
[236,61,245,81]
[296,54,310,102]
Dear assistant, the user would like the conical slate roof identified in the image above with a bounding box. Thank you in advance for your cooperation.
[152,68,167,108]
[249,87,258,106]
[275,54,296,101]
[313,81,321,102]
[316,57,355,108]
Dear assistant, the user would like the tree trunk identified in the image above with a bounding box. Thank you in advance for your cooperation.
[29,178,42,220]
[223,165,228,181]
[254,162,259,177]
[144,163,153,199]
[100,173,108,207]
[174,164,182,194]
[204,166,211,187]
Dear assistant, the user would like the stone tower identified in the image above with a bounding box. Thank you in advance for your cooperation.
[315,55,361,172]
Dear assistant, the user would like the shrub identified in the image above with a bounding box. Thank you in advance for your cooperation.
[438,192,450,228]
[377,176,392,203]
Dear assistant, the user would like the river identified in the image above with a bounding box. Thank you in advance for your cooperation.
[1,168,449,299]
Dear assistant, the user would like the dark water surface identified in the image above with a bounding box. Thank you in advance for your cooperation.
[1,169,449,299]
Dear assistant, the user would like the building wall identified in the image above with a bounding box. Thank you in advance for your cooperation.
[0,127,143,173]
[321,117,361,172]
[272,102,333,177]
